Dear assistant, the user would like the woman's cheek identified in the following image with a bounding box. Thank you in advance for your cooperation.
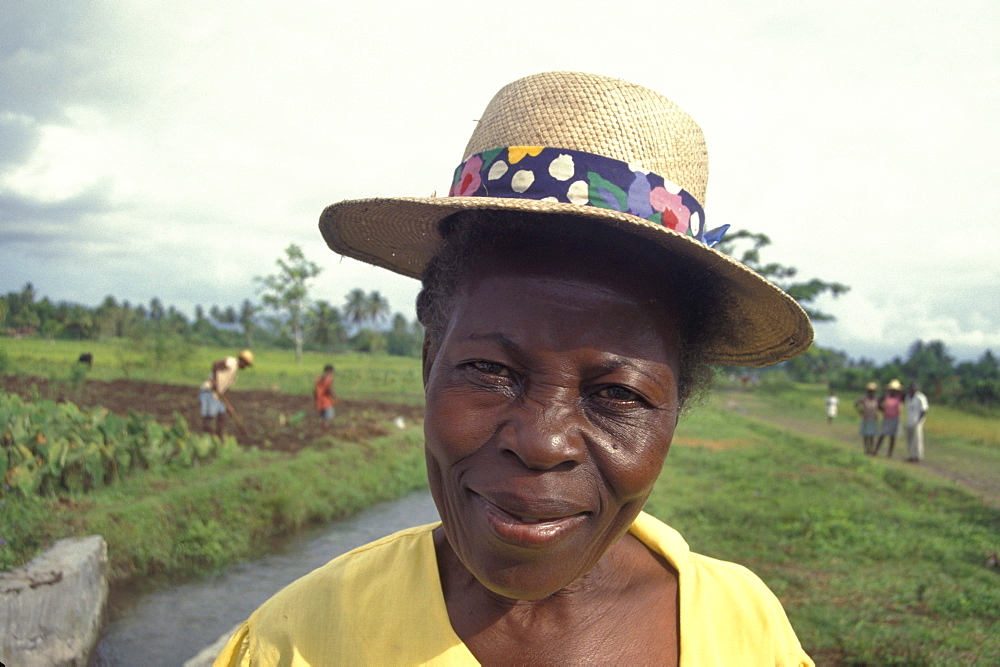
[425,386,505,462]
[595,419,675,497]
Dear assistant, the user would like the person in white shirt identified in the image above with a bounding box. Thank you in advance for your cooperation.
[904,382,929,462]
[825,390,840,424]
[200,349,253,436]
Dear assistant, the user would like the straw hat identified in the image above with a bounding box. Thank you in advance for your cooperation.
[886,378,903,391]
[238,349,254,366]
[319,71,812,366]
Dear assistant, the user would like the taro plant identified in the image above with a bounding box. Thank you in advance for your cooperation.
[1,394,237,498]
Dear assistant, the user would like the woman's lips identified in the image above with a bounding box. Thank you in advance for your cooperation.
[471,491,589,547]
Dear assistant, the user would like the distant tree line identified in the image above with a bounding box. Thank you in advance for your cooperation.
[5,242,994,410]
[0,281,423,360]
[4,281,995,408]
[775,341,998,410]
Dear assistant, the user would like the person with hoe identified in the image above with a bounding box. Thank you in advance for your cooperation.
[199,349,253,437]
[217,72,813,664]
[855,382,880,455]
[314,364,338,433]
[873,378,904,457]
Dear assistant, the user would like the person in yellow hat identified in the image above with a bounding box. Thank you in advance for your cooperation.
[855,382,880,454]
[873,378,904,457]
[199,349,253,437]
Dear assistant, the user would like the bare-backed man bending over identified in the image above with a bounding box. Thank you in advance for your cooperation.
[199,349,253,436]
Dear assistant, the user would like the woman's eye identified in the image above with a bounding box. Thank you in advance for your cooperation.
[469,361,510,377]
[596,385,644,403]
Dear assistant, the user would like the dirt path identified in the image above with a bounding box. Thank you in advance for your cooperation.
[718,387,1000,508]
[0,375,424,453]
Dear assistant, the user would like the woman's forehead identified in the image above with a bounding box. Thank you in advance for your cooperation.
[461,245,676,308]
[445,263,682,363]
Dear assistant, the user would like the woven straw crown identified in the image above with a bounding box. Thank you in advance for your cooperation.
[463,72,709,205]
[319,71,813,366]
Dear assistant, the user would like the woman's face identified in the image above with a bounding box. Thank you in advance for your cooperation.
[423,253,682,600]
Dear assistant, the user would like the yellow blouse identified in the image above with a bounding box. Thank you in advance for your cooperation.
[214,511,812,666]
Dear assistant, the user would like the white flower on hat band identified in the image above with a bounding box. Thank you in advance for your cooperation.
[511,170,535,193]
[567,180,589,205]
[549,154,575,181]
[663,180,682,195]
[488,161,508,180]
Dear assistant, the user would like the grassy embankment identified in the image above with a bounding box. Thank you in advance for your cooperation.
[2,340,998,663]
[655,382,999,663]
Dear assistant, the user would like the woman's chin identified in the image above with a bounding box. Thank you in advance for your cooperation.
[474,565,586,602]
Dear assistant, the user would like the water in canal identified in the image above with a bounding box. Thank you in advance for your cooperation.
[93,490,440,666]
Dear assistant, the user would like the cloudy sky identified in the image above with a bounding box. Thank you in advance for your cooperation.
[2,0,997,363]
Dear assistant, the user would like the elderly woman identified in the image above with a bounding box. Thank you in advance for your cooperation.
[217,72,813,666]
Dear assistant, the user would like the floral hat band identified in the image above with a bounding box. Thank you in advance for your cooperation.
[448,145,730,247]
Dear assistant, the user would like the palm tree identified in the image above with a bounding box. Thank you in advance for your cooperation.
[366,291,391,329]
[62,305,93,339]
[310,300,345,348]
[119,301,142,338]
[148,297,165,321]
[239,299,258,347]
[343,288,369,333]
[95,296,121,337]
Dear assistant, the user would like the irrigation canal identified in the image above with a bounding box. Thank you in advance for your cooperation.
[92,490,440,666]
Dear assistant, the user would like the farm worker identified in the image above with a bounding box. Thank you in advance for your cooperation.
[199,349,253,437]
[873,378,904,457]
[855,382,880,455]
[314,364,338,432]
[904,382,929,462]
[825,389,839,424]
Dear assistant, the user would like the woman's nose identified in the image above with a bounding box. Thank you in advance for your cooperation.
[499,402,586,470]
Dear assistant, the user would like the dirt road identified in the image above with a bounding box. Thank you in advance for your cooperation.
[718,387,1000,508]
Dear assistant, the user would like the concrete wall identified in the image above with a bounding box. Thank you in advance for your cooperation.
[0,535,108,667]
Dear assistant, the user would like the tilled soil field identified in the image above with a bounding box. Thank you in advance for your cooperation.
[0,376,424,453]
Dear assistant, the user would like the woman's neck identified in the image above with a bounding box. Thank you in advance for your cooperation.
[433,526,679,665]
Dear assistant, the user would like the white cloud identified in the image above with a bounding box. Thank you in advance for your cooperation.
[1,0,997,364]
[815,274,1000,362]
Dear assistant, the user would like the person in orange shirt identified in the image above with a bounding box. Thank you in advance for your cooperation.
[314,364,337,432]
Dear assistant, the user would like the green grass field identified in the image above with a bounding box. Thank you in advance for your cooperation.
[2,340,998,663]
[656,388,999,663]
[0,337,425,402]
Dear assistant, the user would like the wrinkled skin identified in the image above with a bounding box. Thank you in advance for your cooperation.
[422,250,682,663]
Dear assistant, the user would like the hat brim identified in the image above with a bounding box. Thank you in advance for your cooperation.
[319,196,813,367]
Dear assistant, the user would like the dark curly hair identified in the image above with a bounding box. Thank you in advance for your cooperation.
[416,210,724,409]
